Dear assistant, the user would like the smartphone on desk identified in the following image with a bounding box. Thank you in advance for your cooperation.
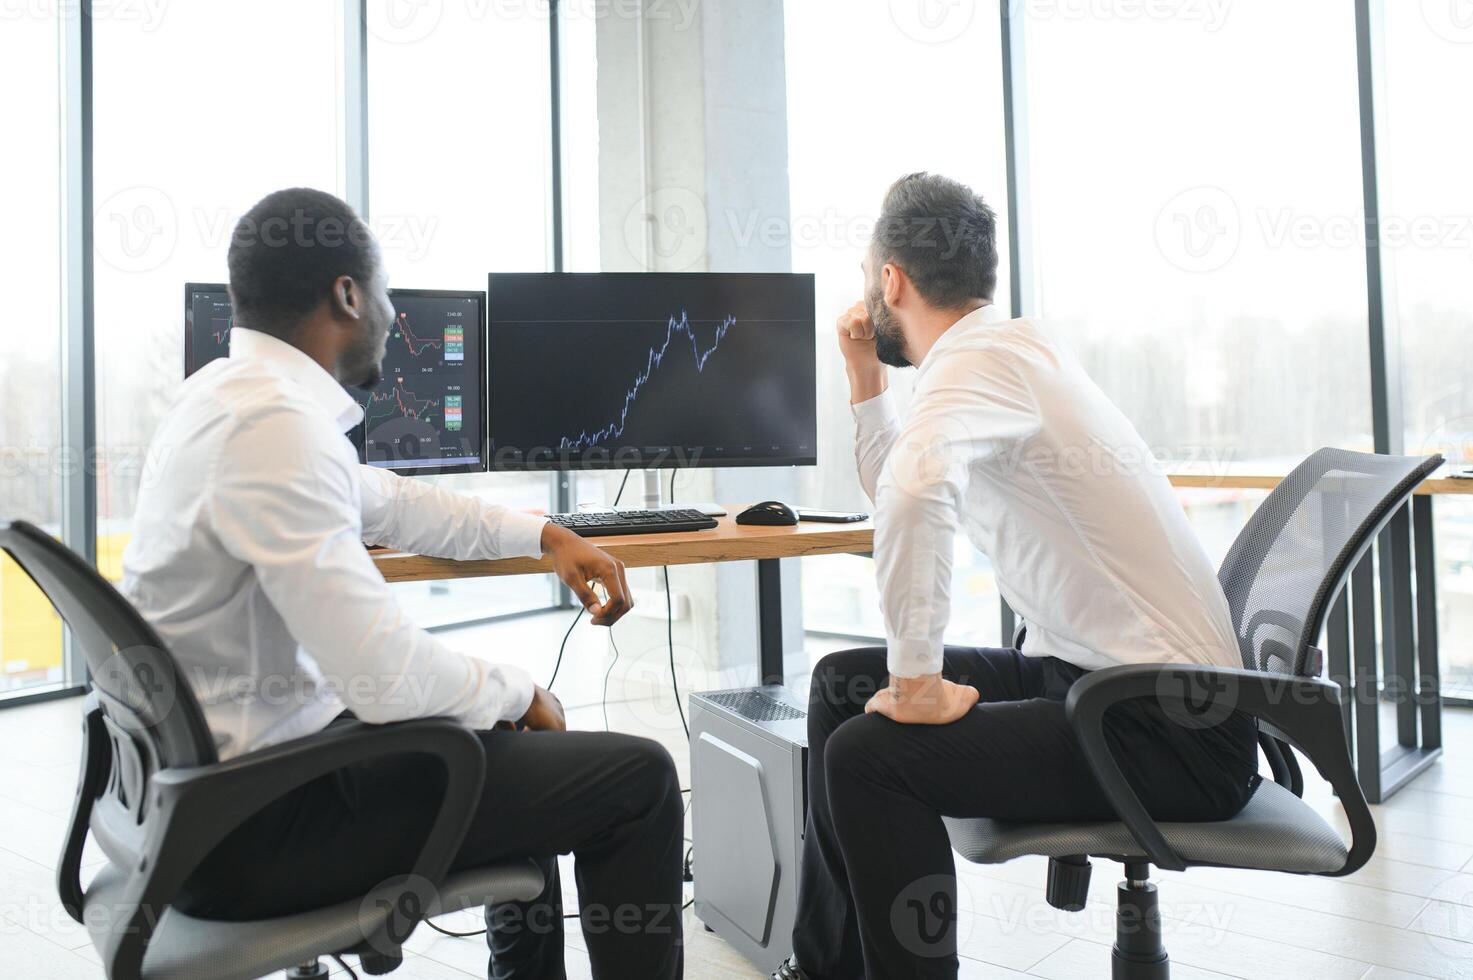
[797,509,869,523]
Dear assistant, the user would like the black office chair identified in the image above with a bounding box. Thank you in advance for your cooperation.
[0,519,545,980]
[944,448,1443,979]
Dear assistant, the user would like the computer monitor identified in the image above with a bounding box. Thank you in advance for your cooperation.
[184,282,234,376]
[182,284,489,474]
[364,288,486,473]
[486,272,817,471]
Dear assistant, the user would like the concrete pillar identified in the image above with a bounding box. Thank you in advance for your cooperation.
[594,0,805,687]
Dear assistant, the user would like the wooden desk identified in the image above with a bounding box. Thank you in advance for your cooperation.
[374,514,876,684]
[1166,467,1473,495]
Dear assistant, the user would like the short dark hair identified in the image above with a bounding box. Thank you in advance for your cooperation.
[226,187,378,338]
[872,173,998,307]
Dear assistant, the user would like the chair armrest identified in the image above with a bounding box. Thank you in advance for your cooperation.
[103,718,486,980]
[1064,663,1375,876]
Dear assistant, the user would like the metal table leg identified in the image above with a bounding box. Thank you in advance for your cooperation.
[1355,500,1443,802]
[1414,495,1443,752]
[757,558,784,686]
[1351,555,1383,804]
[1326,590,1353,751]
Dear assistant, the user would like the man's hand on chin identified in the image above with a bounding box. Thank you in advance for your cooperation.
[866,673,979,725]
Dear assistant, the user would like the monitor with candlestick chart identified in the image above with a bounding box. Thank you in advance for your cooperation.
[183,284,488,473]
[486,272,817,471]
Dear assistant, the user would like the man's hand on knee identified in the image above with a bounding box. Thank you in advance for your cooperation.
[865,672,979,725]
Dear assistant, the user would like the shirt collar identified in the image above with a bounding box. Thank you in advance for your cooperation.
[229,328,365,432]
[918,303,1008,369]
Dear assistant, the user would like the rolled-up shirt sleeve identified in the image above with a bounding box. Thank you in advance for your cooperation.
[208,406,535,728]
[872,354,1040,678]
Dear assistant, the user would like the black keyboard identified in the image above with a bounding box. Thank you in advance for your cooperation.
[547,508,719,537]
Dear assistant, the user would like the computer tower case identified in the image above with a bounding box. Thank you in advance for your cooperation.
[688,685,809,974]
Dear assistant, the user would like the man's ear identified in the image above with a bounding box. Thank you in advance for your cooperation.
[331,275,362,321]
[882,262,906,309]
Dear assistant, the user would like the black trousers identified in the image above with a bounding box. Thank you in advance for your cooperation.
[178,727,685,980]
[792,646,1260,980]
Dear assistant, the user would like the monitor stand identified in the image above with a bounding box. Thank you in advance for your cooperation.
[642,469,725,516]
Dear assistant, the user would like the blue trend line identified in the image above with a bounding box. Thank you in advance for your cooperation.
[558,311,738,450]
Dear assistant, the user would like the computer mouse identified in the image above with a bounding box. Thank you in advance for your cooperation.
[736,500,799,526]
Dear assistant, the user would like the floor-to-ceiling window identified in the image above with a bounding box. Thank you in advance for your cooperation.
[1379,3,1473,696]
[0,15,66,696]
[1020,0,1374,600]
[90,2,344,582]
[784,0,1011,647]
[368,0,560,625]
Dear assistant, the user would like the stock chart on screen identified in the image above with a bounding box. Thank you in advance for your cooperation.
[183,284,487,473]
[357,290,485,472]
[487,272,817,470]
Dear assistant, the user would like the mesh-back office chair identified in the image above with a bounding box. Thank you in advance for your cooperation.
[0,520,545,980]
[944,448,1443,979]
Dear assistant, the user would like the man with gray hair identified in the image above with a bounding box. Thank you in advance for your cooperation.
[773,173,1258,979]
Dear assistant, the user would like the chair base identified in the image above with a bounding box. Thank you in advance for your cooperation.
[1113,946,1169,980]
[285,962,330,980]
[1112,870,1169,980]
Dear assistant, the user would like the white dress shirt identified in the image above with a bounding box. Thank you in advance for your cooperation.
[122,328,549,760]
[856,305,1240,678]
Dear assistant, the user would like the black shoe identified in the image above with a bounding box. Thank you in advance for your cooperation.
[772,956,811,980]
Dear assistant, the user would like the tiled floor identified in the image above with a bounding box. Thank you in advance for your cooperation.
[3,615,1472,979]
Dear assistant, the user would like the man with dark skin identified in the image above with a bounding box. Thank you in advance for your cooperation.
[123,188,685,980]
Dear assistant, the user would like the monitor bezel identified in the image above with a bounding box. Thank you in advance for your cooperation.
[183,281,229,380]
[368,286,490,476]
[182,282,491,476]
[485,271,818,472]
